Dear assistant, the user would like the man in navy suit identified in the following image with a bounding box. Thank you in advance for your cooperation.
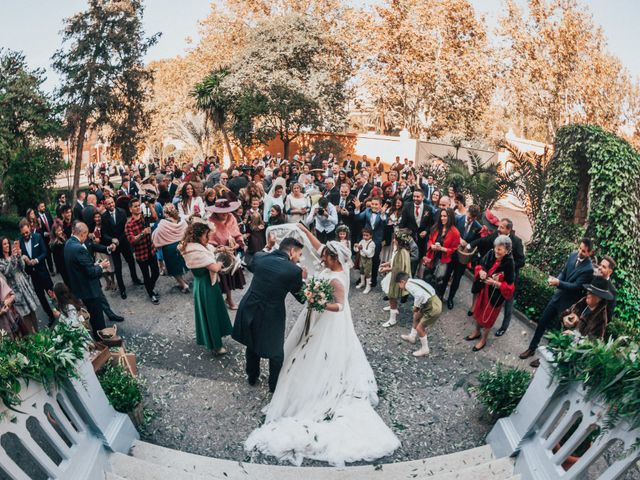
[520,237,595,363]
[36,201,55,274]
[19,220,54,323]
[399,190,432,269]
[64,222,111,336]
[354,197,387,287]
[233,236,305,392]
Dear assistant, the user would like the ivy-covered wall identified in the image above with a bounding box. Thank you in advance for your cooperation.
[528,124,640,331]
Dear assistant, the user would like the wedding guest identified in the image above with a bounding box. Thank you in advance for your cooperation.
[263,178,286,223]
[90,212,115,291]
[560,276,612,340]
[0,237,39,333]
[245,197,266,254]
[60,205,74,239]
[284,183,309,223]
[443,205,482,309]
[25,208,40,234]
[423,208,461,298]
[177,182,205,219]
[49,220,70,287]
[101,196,143,299]
[466,235,515,352]
[18,219,55,323]
[426,190,441,214]
[381,196,403,263]
[151,204,189,293]
[306,197,338,243]
[354,227,375,294]
[179,220,232,355]
[520,238,594,366]
[0,273,27,339]
[396,272,442,357]
[207,199,246,310]
[399,189,432,269]
[48,282,86,328]
[354,197,387,287]
[125,198,160,304]
[336,224,351,251]
[35,201,55,274]
[379,229,413,327]
[267,204,286,227]
[596,255,617,322]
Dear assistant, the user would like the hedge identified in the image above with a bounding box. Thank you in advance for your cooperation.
[0,214,22,239]
[514,264,554,323]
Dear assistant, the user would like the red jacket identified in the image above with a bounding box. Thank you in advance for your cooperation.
[424,226,461,264]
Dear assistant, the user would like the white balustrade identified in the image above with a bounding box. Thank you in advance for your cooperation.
[0,356,138,480]
[487,348,640,479]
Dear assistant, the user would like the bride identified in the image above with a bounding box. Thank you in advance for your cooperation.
[245,223,400,466]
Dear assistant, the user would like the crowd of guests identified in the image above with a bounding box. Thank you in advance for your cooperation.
[0,151,619,365]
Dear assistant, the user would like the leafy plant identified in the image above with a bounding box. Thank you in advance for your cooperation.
[501,141,552,228]
[546,331,640,430]
[472,364,532,418]
[528,124,640,330]
[514,264,555,322]
[0,322,90,409]
[97,363,142,413]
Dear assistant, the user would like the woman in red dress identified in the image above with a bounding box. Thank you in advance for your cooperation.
[423,208,461,297]
[465,234,515,351]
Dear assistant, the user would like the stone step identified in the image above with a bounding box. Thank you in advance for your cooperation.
[129,440,496,479]
[111,445,515,480]
[105,473,128,480]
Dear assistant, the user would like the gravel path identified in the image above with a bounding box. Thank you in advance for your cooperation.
[104,265,538,466]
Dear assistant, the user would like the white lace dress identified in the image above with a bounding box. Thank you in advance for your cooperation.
[245,267,400,466]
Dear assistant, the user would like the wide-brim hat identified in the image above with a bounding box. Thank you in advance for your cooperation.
[310,168,324,173]
[208,198,241,214]
[583,276,614,300]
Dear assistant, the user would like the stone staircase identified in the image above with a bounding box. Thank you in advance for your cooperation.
[104,441,519,480]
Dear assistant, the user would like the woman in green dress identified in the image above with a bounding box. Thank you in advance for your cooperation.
[179,221,232,355]
[152,203,189,293]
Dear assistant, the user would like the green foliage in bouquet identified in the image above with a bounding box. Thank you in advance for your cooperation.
[297,277,334,312]
[97,363,142,413]
[472,364,532,418]
[0,322,90,409]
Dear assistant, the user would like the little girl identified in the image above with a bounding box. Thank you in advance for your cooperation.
[379,229,413,327]
[336,224,351,251]
[355,227,375,294]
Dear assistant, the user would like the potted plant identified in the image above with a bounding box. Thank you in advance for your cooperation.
[97,362,143,425]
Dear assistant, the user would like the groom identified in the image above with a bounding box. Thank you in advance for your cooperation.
[233,236,306,392]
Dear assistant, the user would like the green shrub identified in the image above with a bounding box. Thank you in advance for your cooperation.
[472,364,532,418]
[98,363,142,413]
[515,264,554,323]
[0,322,90,409]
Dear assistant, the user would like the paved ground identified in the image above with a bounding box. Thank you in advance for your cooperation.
[79,263,539,467]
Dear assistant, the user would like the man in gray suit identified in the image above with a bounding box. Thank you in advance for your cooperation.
[520,237,595,364]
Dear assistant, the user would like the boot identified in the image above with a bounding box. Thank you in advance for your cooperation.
[356,274,365,289]
[401,328,417,344]
[382,309,399,327]
[412,335,430,357]
[363,278,372,294]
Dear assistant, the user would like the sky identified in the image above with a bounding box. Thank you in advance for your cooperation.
[1,0,639,93]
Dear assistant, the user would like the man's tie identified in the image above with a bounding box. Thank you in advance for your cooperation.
[340,198,345,208]
[41,214,48,230]
[415,204,420,219]
[112,211,117,224]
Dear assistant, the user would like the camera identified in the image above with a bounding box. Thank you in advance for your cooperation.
[317,207,325,216]
[141,192,156,204]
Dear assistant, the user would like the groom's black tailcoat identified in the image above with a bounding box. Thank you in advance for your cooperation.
[232,249,304,358]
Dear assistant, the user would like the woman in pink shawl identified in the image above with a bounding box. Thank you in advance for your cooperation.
[207,199,246,310]
[152,204,190,293]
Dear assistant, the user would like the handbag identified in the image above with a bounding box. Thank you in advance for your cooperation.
[434,260,448,281]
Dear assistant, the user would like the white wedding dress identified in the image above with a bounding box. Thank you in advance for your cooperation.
[245,243,400,466]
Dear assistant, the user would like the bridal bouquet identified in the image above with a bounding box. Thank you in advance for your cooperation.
[298,277,333,313]
[297,277,334,339]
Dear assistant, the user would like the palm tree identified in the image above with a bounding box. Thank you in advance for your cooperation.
[501,141,552,227]
[169,112,210,163]
[192,68,235,164]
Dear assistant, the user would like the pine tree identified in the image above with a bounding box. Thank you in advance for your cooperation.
[52,0,159,198]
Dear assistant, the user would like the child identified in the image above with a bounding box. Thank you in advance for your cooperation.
[354,227,375,294]
[267,204,286,226]
[396,272,442,357]
[336,224,351,250]
[379,229,412,327]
